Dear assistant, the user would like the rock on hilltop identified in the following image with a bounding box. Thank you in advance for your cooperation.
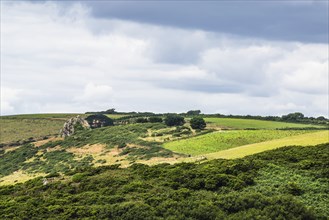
[60,115,90,137]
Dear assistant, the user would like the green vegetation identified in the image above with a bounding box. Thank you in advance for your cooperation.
[61,123,167,148]
[0,144,37,177]
[85,114,114,128]
[164,130,315,156]
[190,117,206,130]
[204,130,329,159]
[1,113,85,120]
[164,115,185,126]
[0,114,130,145]
[148,116,163,123]
[205,117,325,129]
[0,118,64,144]
[0,142,94,177]
[0,144,328,219]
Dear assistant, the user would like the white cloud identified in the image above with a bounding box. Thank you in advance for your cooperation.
[1,1,328,117]
[0,87,21,114]
[75,83,113,102]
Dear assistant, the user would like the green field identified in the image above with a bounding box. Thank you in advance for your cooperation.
[164,130,316,156]
[204,130,329,159]
[205,117,325,129]
[0,118,64,144]
[0,114,128,144]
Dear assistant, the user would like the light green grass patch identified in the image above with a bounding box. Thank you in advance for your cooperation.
[204,130,329,159]
[163,130,315,156]
[205,118,325,129]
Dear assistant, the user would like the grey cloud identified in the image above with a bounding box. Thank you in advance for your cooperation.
[84,1,328,43]
[155,79,243,94]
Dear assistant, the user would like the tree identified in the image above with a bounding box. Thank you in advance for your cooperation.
[282,112,304,122]
[85,114,114,128]
[105,108,116,114]
[187,110,201,115]
[190,117,206,130]
[135,118,148,123]
[317,116,327,121]
[148,116,163,123]
[164,115,185,126]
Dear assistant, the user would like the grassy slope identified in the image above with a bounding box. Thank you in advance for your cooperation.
[204,130,329,159]
[0,114,127,144]
[164,130,315,156]
[205,117,325,129]
[0,118,64,144]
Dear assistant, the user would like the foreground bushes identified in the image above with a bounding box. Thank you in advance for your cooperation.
[0,143,328,219]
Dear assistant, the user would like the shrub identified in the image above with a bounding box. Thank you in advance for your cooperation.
[85,114,114,128]
[148,117,163,123]
[190,117,206,130]
[164,115,185,126]
[136,118,148,123]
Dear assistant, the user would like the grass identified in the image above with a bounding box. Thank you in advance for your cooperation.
[1,113,85,120]
[164,130,315,156]
[0,118,64,144]
[0,114,128,144]
[204,117,325,129]
[204,130,329,159]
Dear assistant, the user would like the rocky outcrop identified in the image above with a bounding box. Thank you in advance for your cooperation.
[59,115,90,137]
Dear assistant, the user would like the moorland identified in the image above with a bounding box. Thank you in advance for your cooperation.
[0,110,328,219]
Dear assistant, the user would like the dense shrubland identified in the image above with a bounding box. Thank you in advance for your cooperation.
[0,143,328,219]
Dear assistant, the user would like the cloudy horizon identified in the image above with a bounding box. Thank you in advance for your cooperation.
[1,1,328,117]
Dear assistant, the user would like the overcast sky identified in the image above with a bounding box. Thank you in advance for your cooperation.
[1,1,328,116]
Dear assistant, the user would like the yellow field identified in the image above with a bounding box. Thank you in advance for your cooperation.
[203,130,329,159]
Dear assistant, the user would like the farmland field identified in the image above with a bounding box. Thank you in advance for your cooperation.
[204,130,329,159]
[163,130,317,156]
[204,117,325,129]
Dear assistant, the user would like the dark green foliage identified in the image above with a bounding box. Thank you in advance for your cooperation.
[39,140,63,149]
[186,110,201,115]
[0,144,37,176]
[135,117,148,123]
[60,123,166,148]
[21,150,94,174]
[0,144,328,219]
[119,145,174,160]
[190,117,207,130]
[85,114,114,128]
[164,115,185,126]
[282,112,304,122]
[148,116,163,123]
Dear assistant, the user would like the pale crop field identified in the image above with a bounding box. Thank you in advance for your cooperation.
[163,130,316,156]
[204,117,325,129]
[204,130,329,159]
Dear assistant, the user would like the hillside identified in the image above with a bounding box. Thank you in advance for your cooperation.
[1,113,328,184]
[0,113,328,219]
[0,143,328,219]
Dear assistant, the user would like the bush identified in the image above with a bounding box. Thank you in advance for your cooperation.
[85,114,114,128]
[148,117,163,123]
[190,117,206,130]
[136,118,148,123]
[164,115,185,126]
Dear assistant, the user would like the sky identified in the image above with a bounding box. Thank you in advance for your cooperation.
[1,0,328,117]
